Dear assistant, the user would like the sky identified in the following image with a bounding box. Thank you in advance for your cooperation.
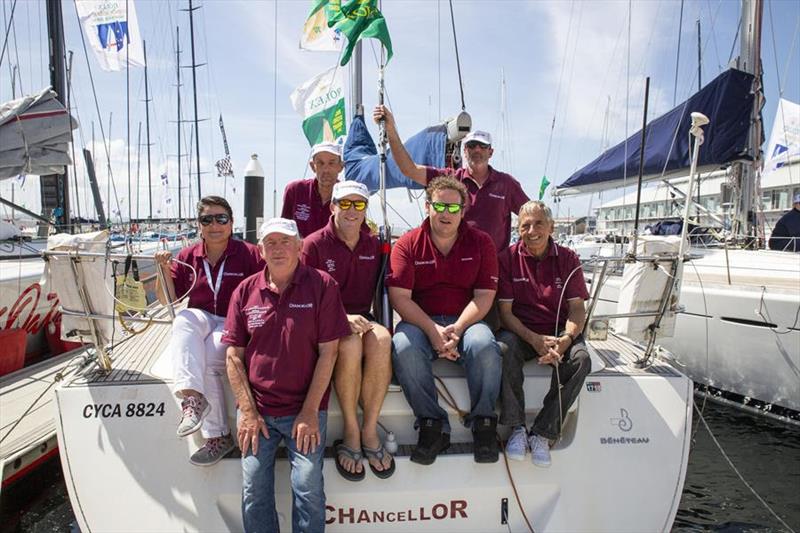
[1,0,799,232]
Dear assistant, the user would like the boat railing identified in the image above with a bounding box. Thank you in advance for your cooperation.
[42,248,186,372]
[581,251,684,367]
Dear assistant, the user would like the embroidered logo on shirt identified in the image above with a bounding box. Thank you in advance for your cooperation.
[325,259,336,272]
[555,276,564,289]
[295,204,311,221]
[358,255,375,260]
[414,259,436,266]
[223,272,244,277]
[488,193,506,200]
[289,302,314,309]
[513,277,530,283]
[245,305,271,329]
[461,257,474,261]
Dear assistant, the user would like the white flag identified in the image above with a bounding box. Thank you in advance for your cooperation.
[299,4,343,52]
[75,0,145,72]
[764,98,800,173]
[290,67,347,146]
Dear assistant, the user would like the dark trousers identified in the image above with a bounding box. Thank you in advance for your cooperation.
[496,329,591,440]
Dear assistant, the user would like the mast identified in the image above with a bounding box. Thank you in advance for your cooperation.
[732,0,764,242]
[143,39,153,219]
[176,26,182,220]
[43,0,70,232]
[187,0,202,200]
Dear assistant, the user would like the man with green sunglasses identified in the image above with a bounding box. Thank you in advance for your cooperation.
[388,176,502,465]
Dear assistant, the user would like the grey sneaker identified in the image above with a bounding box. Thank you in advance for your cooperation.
[505,426,529,461]
[529,434,552,468]
[177,395,210,437]
[190,434,235,466]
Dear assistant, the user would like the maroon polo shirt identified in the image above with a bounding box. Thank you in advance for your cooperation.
[424,165,529,251]
[301,216,382,316]
[221,263,351,417]
[281,178,331,237]
[497,239,589,335]
[171,238,264,317]
[387,218,498,317]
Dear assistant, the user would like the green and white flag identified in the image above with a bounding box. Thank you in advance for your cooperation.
[538,175,551,200]
[290,66,347,146]
[325,0,393,66]
[300,0,343,52]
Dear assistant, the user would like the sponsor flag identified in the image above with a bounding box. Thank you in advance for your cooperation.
[764,98,800,173]
[290,66,347,146]
[300,0,343,52]
[75,0,145,72]
[538,175,551,200]
[325,0,392,66]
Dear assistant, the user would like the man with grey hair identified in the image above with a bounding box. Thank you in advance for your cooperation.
[373,105,529,252]
[496,200,591,467]
[223,217,351,532]
[282,142,344,237]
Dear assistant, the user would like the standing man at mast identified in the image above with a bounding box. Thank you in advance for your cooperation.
[373,105,529,252]
[281,142,343,238]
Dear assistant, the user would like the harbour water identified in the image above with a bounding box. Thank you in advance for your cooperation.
[2,399,798,532]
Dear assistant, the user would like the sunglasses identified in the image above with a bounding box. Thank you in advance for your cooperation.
[336,199,368,211]
[198,213,231,226]
[465,141,489,149]
[430,202,464,214]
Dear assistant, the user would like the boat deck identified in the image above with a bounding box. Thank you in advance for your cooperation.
[0,347,91,483]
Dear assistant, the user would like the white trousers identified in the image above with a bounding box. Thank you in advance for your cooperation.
[169,308,229,438]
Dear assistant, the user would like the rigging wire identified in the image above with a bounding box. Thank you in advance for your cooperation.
[672,0,685,107]
[0,0,18,76]
[447,0,465,112]
[272,0,278,216]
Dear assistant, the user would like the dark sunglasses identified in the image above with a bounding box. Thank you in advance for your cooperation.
[336,199,368,211]
[430,201,463,214]
[198,213,231,226]
[465,141,489,149]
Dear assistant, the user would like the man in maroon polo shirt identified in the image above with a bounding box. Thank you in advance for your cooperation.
[496,200,591,468]
[223,217,351,533]
[301,180,394,482]
[281,142,343,237]
[388,176,502,465]
[373,105,529,252]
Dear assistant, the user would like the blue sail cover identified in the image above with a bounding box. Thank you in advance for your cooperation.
[557,69,755,194]
[344,115,446,192]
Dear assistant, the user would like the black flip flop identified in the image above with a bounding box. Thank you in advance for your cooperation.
[333,439,365,482]
[362,443,396,479]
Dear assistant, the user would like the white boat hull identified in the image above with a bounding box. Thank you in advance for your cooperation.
[55,331,692,532]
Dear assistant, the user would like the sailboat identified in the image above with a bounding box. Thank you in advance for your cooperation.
[44,2,698,531]
[554,0,799,422]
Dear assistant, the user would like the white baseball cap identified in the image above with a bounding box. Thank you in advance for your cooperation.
[332,180,370,202]
[463,130,492,146]
[258,218,299,240]
[310,142,342,159]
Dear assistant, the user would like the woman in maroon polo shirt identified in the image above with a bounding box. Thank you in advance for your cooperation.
[156,196,264,466]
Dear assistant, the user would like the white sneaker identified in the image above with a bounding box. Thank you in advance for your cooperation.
[177,395,210,437]
[505,426,529,461]
[529,434,551,468]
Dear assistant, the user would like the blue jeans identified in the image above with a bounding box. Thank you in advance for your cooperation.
[391,317,502,433]
[241,411,327,533]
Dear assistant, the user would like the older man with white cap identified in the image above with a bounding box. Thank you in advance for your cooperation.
[223,217,351,533]
[281,141,344,237]
[769,191,800,252]
[302,181,394,481]
[372,105,529,252]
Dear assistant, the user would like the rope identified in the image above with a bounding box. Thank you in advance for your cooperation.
[446,0,465,111]
[499,434,536,533]
[694,402,797,533]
